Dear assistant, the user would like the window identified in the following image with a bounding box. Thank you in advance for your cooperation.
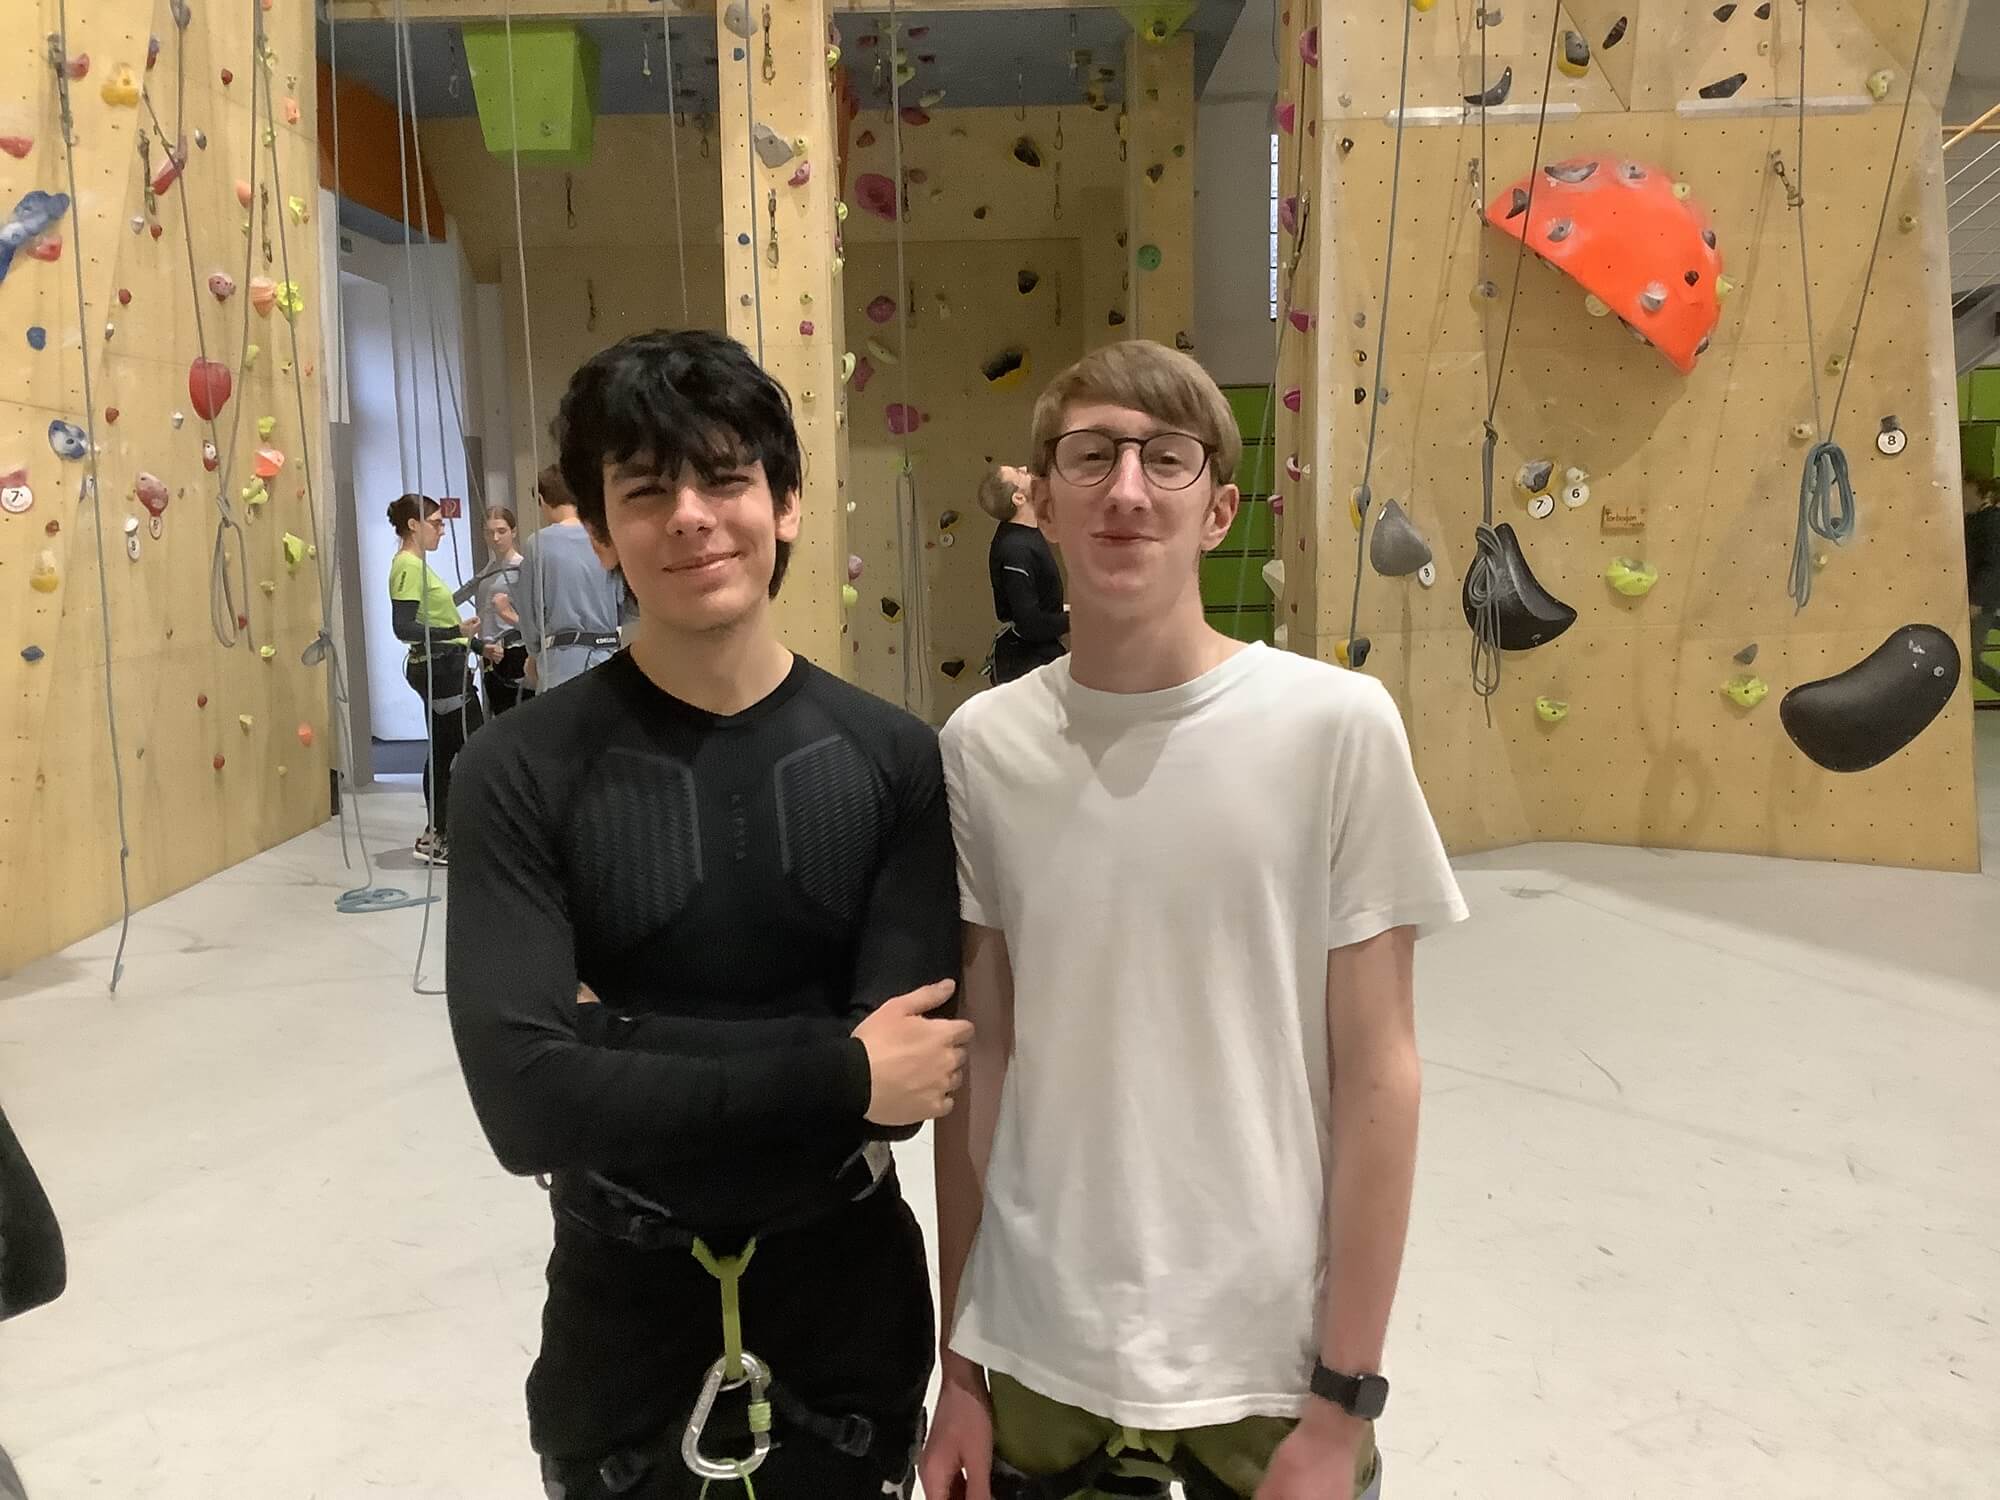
[1270,132,1281,319]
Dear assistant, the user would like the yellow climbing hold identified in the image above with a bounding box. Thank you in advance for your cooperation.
[287,196,309,226]
[1721,674,1769,709]
[239,714,255,730]
[1412,0,1437,10]
[1866,69,1894,102]
[274,281,304,317]
[258,416,278,439]
[259,645,277,661]
[259,579,276,595]
[244,343,261,370]
[841,583,859,608]
[1605,557,1658,597]
[1715,276,1738,300]
[242,478,269,507]
[1584,293,1612,318]
[1535,696,1569,723]
[30,550,60,593]
[100,66,142,108]
[282,532,306,571]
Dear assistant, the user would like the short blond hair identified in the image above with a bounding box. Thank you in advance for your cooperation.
[977,465,1023,521]
[1029,340,1241,488]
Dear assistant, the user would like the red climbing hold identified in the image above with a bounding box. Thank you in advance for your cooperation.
[134,472,169,517]
[219,67,233,85]
[188,358,232,421]
[213,753,226,771]
[1484,153,1723,375]
[866,295,897,323]
[855,173,898,222]
[117,287,132,305]
[65,53,90,81]
[25,237,61,263]
[197,692,208,707]
[297,723,315,747]
[857,130,876,148]
[1299,27,1319,67]
[0,136,32,159]
[1275,102,1295,136]
[105,406,120,424]
[150,147,186,196]
[885,403,925,436]
[899,107,930,127]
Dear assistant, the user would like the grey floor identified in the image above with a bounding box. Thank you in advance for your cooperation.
[1,719,1996,1498]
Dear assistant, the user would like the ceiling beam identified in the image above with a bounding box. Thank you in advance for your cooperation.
[324,0,1099,20]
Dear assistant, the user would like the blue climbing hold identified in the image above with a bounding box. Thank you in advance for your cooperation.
[0,190,72,286]
[26,325,45,349]
[20,645,44,663]
[48,419,87,459]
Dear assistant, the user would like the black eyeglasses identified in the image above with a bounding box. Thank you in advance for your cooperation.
[1049,429,1215,491]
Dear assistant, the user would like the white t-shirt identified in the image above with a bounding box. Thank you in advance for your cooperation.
[939,641,1467,1429]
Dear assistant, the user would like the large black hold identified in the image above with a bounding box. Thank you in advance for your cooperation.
[1461,523,1576,651]
[1779,625,1960,772]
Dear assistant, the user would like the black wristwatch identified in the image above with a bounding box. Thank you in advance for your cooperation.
[1309,1361,1390,1420]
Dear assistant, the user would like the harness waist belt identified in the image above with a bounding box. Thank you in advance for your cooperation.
[544,628,622,651]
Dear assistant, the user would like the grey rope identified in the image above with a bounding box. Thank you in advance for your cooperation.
[48,13,135,990]
[662,9,692,326]
[884,0,926,713]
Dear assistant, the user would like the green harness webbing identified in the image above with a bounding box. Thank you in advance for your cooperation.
[685,1236,774,1497]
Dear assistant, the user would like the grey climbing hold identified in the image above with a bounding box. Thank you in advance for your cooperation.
[1545,160,1599,185]
[722,0,757,39]
[1466,68,1513,107]
[1639,282,1668,313]
[1370,499,1433,578]
[26,325,45,349]
[21,645,44,662]
[751,123,794,169]
[1734,643,1758,665]
[1506,187,1531,219]
[1714,3,1737,20]
[1700,72,1749,99]
[1604,16,1629,47]
[1546,217,1574,243]
[1517,458,1555,494]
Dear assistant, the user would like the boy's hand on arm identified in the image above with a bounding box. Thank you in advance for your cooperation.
[850,981,968,1126]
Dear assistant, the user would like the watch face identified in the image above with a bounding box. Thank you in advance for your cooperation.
[1353,1375,1390,1420]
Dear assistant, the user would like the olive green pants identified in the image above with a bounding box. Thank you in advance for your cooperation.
[990,1372,1382,1500]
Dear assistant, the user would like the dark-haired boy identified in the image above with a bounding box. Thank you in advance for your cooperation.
[447,329,968,1499]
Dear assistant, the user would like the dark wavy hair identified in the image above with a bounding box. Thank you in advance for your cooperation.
[554,329,803,597]
[386,493,439,536]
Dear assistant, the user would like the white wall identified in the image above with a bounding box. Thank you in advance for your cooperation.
[1195,1,1281,387]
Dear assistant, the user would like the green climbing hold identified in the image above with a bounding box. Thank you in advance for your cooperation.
[1721,674,1768,708]
[1605,557,1658,596]
[1535,696,1569,723]
[1136,244,1163,272]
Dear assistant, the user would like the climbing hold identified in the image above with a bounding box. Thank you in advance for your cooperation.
[0,191,71,287]
[1734,643,1759,666]
[900,107,930,128]
[239,714,255,731]
[1875,418,1907,457]
[188,358,232,421]
[25,326,45,350]
[274,282,304,318]
[722,0,756,37]
[1780,625,1960,772]
[134,472,170,521]
[235,180,254,209]
[298,723,315,747]
[1605,557,1658,596]
[1012,138,1042,169]
[1136,245,1163,272]
[1417,561,1437,588]
[799,320,814,337]
[1721,674,1768,709]
[1516,459,1555,496]
[193,129,206,150]
[1277,194,1299,235]
[840,351,857,384]
[1867,70,1894,102]
[0,136,31,159]
[1148,163,1168,187]
[856,130,876,149]
[20,645,43,663]
[982,348,1029,387]
[201,440,219,471]
[1017,269,1041,295]
[286,196,309,226]
[257,416,278,439]
[282,532,306,570]
[1108,308,1126,327]
[47,420,87,460]
[1461,524,1576,650]
[208,271,236,300]
[1584,293,1612,317]
[880,596,902,620]
[866,294,897,323]
[1283,387,1302,412]
[1275,101,1295,135]
[1562,482,1591,508]
[1527,494,1556,520]
[1484,153,1723,374]
[865,338,899,367]
[752,123,795,169]
[29,550,59,593]
[1558,31,1591,77]
[855,173,898,221]
[939,511,961,532]
[1465,68,1513,107]
[788,161,812,189]
[1334,636,1370,669]
[1898,212,1918,233]
[847,555,864,582]
[885,404,925,436]
[852,356,875,392]
[0,473,30,513]
[1699,73,1748,99]
[1535,696,1569,724]
[100,65,141,107]
[1566,466,1589,486]
[841,584,859,608]
[1791,421,1814,442]
[259,645,276,661]
[1299,27,1319,67]
[241,478,268,507]
[254,447,286,480]
[1370,499,1433,577]
[213,754,226,771]
[940,659,967,679]
[250,277,277,317]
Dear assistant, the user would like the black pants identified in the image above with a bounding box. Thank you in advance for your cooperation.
[533,1184,933,1499]
[404,657,484,834]
[992,635,1065,685]
[485,643,534,716]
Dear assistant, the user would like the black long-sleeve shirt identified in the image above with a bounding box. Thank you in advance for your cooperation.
[989,520,1067,644]
[445,650,960,1233]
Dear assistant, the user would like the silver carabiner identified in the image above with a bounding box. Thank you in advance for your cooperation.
[681,1350,774,1481]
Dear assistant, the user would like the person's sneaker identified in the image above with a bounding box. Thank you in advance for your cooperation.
[414,829,438,859]
[420,840,450,868]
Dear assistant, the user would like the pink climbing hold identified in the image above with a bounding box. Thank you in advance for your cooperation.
[253,447,286,479]
[799,320,815,336]
[235,179,253,209]
[134,472,170,517]
[788,160,812,188]
[297,723,315,747]
[855,173,898,222]
[65,53,90,81]
[866,295,897,324]
[1283,387,1302,412]
[852,356,876,393]
[885,403,926,436]
[906,168,928,186]
[1288,309,1315,333]
[1275,102,1295,136]
[25,237,61,263]
[1299,27,1319,67]
[1270,494,1285,517]
[188,358,232,422]
[1285,455,1303,481]
[847,554,864,581]
[899,107,930,127]
[208,271,236,300]
[0,136,32,159]
[1278,196,1299,235]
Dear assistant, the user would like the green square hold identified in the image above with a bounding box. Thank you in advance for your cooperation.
[462,22,599,167]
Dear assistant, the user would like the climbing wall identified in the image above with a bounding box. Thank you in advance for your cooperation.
[1286,0,1977,870]
[1,0,332,973]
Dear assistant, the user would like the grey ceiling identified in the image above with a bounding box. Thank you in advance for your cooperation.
[317,1,1246,119]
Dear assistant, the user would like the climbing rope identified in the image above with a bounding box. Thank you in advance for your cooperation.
[47,7,135,990]
[1782,0,1932,610]
[1465,0,1564,718]
[882,0,929,716]
[661,8,692,326]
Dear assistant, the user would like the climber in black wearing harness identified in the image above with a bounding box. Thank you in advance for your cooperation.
[446,329,970,1500]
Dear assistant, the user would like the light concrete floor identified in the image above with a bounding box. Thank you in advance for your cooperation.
[2,719,1996,1499]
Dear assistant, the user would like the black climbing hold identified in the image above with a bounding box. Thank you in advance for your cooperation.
[973,205,989,220]
[1339,137,1355,155]
[940,658,966,679]
[1018,270,1039,295]
[1713,3,1737,21]
[1013,138,1042,169]
[1700,72,1749,99]
[1779,625,1960,772]
[1466,67,1513,107]
[1734,643,1758,665]
[1702,227,1718,249]
[1755,2,1772,16]
[20,645,44,663]
[880,597,902,620]
[1462,524,1577,651]
[1507,187,1531,220]
[1116,231,1128,249]
[1604,16,1629,48]
[1354,387,1368,405]
[1346,637,1372,669]
[1108,308,1126,327]
[1685,269,1700,286]
[1145,163,1164,184]
[983,349,1026,383]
